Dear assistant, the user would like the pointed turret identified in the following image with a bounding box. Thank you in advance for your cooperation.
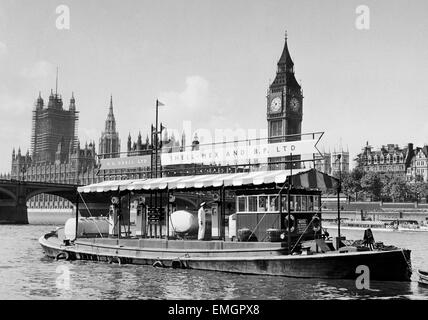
[104,95,116,133]
[69,92,76,111]
[35,92,44,110]
[277,31,294,72]
[48,89,54,108]
[99,95,120,159]
[48,87,63,109]
[127,133,132,152]
[181,131,186,152]
[145,134,150,149]
[137,131,142,151]
[270,31,301,90]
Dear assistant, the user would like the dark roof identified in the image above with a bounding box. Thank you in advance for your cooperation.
[278,37,294,68]
[271,38,301,89]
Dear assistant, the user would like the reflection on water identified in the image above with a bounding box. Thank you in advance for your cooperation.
[1,224,428,299]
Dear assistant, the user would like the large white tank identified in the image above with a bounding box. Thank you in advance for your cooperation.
[64,217,110,240]
[169,210,198,235]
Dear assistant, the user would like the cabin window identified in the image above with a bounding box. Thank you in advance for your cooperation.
[269,196,278,211]
[307,196,314,211]
[238,197,247,212]
[248,196,258,212]
[313,196,320,211]
[281,195,288,211]
[294,196,302,211]
[289,196,296,211]
[301,196,307,211]
[258,196,268,212]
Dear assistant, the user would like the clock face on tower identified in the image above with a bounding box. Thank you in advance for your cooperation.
[270,97,282,113]
[290,97,300,112]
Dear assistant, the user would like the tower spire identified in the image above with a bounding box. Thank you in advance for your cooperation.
[69,92,76,111]
[104,95,116,133]
[109,94,113,113]
[278,32,293,68]
[55,67,59,96]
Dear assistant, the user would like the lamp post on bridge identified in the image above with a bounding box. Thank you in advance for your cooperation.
[20,166,27,182]
[336,154,342,249]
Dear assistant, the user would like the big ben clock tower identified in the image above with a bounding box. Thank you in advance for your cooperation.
[267,32,303,170]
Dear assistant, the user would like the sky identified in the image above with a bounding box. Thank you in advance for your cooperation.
[0,0,427,173]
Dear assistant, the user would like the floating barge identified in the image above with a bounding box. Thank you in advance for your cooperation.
[39,169,412,281]
[322,220,397,232]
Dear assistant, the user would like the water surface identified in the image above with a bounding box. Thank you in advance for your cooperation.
[1,222,428,300]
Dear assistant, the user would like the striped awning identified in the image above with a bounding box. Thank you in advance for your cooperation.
[77,179,140,193]
[290,169,339,191]
[77,169,338,194]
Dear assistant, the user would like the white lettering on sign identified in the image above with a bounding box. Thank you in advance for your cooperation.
[99,155,151,170]
[297,219,308,233]
[160,139,318,166]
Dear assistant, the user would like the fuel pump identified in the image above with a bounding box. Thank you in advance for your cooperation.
[136,196,147,237]
[109,196,120,237]
[210,193,220,239]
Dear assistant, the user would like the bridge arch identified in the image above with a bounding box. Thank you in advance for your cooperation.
[0,186,18,201]
[25,188,76,203]
[0,180,78,224]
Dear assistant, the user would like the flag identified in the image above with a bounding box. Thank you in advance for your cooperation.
[157,100,165,107]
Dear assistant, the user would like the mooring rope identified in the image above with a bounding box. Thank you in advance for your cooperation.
[169,214,178,237]
[400,248,413,273]
[78,192,104,238]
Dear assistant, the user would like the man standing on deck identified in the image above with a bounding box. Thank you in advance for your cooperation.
[198,202,207,240]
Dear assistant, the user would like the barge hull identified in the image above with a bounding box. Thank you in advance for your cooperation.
[39,235,412,281]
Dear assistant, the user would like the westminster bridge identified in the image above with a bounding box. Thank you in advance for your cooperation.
[0,179,78,224]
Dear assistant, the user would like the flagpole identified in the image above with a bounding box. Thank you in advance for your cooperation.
[155,99,159,238]
[337,154,342,249]
[288,153,292,254]
[155,99,159,178]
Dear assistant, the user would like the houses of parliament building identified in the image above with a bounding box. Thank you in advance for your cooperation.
[3,89,196,210]
[0,33,305,210]
[4,91,116,209]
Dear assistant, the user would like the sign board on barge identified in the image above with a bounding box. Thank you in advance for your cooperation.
[160,139,320,166]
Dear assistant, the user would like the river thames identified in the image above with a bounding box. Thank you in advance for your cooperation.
[1,216,428,300]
